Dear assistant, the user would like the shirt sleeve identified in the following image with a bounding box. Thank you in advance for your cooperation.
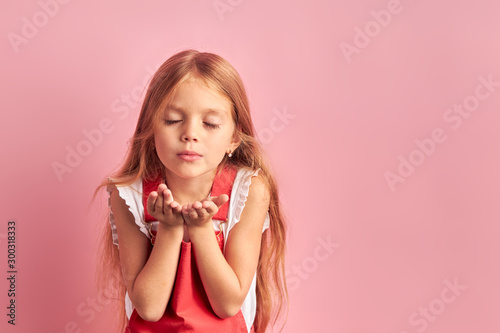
[106,177,151,249]
[223,168,270,247]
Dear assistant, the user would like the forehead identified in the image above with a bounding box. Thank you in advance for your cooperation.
[165,78,232,116]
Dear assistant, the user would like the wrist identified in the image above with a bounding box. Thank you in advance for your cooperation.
[186,221,214,238]
[157,223,184,237]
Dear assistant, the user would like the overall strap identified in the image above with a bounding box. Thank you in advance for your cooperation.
[210,166,237,221]
[142,176,163,223]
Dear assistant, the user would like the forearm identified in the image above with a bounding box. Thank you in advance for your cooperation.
[130,224,183,321]
[188,224,247,318]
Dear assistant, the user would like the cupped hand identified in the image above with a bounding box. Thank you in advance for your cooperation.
[181,194,229,228]
[146,184,184,228]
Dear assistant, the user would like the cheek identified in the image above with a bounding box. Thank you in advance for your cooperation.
[154,139,174,162]
[155,131,173,146]
[154,136,163,150]
[212,132,232,148]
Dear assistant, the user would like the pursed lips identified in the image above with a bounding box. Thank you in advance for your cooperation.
[177,150,202,161]
[177,150,201,156]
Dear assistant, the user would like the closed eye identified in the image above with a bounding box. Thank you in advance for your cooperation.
[164,119,220,129]
[204,122,220,129]
[165,120,181,125]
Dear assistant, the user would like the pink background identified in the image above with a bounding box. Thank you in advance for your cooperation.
[1,0,500,332]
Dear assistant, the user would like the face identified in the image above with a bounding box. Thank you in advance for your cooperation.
[154,77,239,181]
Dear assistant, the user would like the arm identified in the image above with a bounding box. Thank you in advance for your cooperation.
[183,174,270,318]
[109,185,184,322]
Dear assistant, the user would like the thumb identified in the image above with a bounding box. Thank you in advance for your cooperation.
[211,194,229,208]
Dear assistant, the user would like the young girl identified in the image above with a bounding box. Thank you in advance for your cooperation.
[93,50,288,332]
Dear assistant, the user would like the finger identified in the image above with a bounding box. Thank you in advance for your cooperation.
[204,201,218,215]
[154,188,165,212]
[193,201,209,219]
[161,189,171,215]
[157,183,167,193]
[181,204,191,216]
[202,200,212,209]
[212,194,229,208]
[201,199,217,215]
[190,210,199,219]
[147,191,158,214]
[184,205,199,219]
[162,188,173,208]
[188,203,199,219]
[170,201,183,214]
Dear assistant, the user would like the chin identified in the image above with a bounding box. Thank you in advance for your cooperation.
[167,165,216,180]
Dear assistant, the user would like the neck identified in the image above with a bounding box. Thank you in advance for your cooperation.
[163,169,216,206]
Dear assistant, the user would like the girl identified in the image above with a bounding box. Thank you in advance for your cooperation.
[93,50,287,333]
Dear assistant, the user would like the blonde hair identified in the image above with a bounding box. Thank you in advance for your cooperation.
[92,50,288,332]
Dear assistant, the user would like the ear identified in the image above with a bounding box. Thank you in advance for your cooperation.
[228,131,241,153]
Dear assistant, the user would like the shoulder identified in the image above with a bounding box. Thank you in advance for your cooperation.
[107,177,143,193]
[107,176,149,236]
[232,168,269,200]
[108,178,141,221]
[246,171,270,206]
[233,168,270,217]
[107,177,143,208]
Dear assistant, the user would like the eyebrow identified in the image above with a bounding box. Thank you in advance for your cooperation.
[165,105,227,116]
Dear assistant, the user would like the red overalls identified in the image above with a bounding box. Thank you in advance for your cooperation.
[125,167,251,333]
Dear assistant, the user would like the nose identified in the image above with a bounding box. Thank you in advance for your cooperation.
[181,121,198,142]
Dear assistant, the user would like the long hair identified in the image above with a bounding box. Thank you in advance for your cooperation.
[92,50,288,332]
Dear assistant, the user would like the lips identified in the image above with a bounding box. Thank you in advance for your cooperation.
[178,150,201,157]
[177,150,202,161]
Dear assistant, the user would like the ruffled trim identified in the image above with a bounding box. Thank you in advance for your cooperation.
[106,177,150,249]
[224,168,269,332]
[224,168,270,247]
